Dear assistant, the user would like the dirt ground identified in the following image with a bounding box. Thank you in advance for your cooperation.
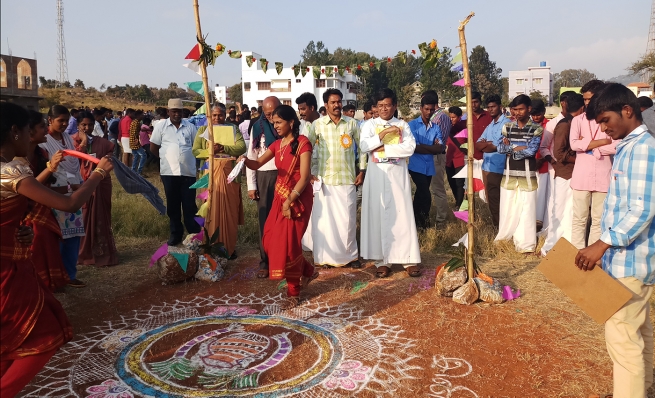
[22,238,655,398]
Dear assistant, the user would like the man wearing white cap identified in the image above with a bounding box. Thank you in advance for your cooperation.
[150,98,201,245]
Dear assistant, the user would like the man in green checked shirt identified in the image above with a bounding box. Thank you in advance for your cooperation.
[306,88,365,268]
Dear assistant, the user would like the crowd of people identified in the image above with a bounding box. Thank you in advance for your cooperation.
[1,77,653,396]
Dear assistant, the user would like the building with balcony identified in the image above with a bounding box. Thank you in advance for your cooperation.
[239,52,360,111]
[508,62,554,105]
[0,54,41,110]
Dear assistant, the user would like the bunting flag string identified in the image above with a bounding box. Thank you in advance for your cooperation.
[182,37,451,78]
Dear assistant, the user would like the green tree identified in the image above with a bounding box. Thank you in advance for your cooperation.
[227,83,243,105]
[168,82,179,90]
[73,79,85,89]
[529,90,548,105]
[552,69,597,104]
[628,52,655,83]
[299,41,331,67]
[468,45,503,99]
[501,77,510,106]
[419,47,464,106]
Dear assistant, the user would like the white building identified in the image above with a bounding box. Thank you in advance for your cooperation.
[240,51,360,111]
[214,85,229,104]
[508,62,554,105]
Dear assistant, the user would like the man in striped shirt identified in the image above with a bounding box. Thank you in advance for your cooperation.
[575,83,655,397]
[423,90,451,225]
[494,94,543,253]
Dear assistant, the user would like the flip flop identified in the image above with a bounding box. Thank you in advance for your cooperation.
[405,266,421,277]
[302,271,320,288]
[376,266,391,278]
[257,269,269,278]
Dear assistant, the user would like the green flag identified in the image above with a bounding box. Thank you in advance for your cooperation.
[260,58,268,73]
[246,55,254,67]
[228,50,242,59]
[313,66,321,79]
[293,64,301,77]
[337,65,345,77]
[275,62,283,75]
[325,67,333,77]
[185,81,204,96]
[301,66,308,77]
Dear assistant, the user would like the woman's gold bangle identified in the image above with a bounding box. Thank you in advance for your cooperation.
[93,167,107,179]
[46,161,57,173]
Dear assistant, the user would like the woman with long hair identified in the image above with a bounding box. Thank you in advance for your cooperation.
[72,112,118,266]
[22,110,69,291]
[39,105,87,287]
[0,102,114,396]
[239,105,318,307]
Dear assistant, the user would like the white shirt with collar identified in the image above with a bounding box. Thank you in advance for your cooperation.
[245,133,277,191]
[92,121,105,138]
[150,118,198,177]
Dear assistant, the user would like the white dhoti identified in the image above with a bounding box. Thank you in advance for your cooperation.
[361,162,421,266]
[301,211,313,251]
[540,177,573,256]
[536,171,551,226]
[310,184,359,266]
[495,187,537,253]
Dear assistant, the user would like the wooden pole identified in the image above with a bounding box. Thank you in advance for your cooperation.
[192,0,214,234]
[458,12,475,280]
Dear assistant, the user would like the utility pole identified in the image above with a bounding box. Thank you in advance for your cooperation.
[55,0,69,87]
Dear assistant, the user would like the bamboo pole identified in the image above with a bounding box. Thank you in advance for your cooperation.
[192,0,214,234]
[458,12,475,280]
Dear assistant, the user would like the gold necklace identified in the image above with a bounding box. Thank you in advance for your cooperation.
[279,138,292,160]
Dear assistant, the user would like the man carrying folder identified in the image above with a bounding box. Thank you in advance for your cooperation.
[575,83,655,398]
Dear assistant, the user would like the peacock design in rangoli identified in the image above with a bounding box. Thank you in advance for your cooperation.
[148,323,292,390]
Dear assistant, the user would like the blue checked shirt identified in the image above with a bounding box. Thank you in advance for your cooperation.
[600,125,655,284]
[407,117,443,176]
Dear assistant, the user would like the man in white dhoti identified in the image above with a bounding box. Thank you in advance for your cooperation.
[360,88,421,278]
[541,93,585,256]
[494,94,544,253]
[306,88,365,268]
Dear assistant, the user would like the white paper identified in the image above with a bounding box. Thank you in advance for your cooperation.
[452,233,469,249]
[227,159,245,183]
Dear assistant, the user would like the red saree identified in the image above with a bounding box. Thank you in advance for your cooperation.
[23,148,69,291]
[262,136,314,296]
[1,160,72,393]
[73,135,118,266]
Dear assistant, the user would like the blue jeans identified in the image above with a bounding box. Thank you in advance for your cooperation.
[132,147,146,174]
[60,236,81,280]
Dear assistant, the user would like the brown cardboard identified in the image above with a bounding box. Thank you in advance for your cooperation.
[536,238,633,324]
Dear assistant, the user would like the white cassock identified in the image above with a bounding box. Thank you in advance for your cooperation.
[540,176,573,256]
[359,117,421,267]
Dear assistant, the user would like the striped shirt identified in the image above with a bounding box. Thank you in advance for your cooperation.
[496,119,543,191]
[308,115,364,186]
[600,124,655,284]
[429,108,451,146]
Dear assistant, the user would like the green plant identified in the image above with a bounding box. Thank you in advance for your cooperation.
[199,227,229,259]
[443,243,481,273]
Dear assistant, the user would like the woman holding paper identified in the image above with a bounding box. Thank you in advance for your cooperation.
[192,103,246,259]
[238,105,317,307]
[72,112,118,267]
[1,102,114,396]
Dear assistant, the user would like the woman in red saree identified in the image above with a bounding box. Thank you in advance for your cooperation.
[72,112,118,266]
[1,102,114,397]
[239,105,317,306]
[23,110,69,290]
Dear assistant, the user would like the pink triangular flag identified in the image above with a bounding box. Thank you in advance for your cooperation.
[196,190,209,201]
[452,78,465,87]
[192,231,204,241]
[150,244,168,267]
[502,286,521,300]
[453,211,468,222]
[454,129,468,139]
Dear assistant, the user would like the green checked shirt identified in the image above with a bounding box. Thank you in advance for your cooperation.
[308,115,365,186]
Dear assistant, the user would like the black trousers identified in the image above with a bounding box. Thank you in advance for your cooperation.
[446,165,465,209]
[483,171,503,228]
[409,170,433,229]
[256,170,278,270]
[161,175,200,239]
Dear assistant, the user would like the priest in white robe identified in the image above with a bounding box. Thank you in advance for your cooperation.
[360,88,421,278]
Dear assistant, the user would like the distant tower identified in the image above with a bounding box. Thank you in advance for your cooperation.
[645,0,655,83]
[55,0,68,86]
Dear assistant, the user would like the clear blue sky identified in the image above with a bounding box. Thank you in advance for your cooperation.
[0,0,649,89]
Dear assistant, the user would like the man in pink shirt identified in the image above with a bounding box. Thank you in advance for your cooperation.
[569,80,618,249]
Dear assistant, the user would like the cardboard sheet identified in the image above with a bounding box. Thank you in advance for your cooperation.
[536,238,633,324]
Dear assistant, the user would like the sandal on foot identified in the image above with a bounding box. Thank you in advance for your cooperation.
[302,271,320,288]
[257,269,269,278]
[376,266,391,278]
[68,279,86,288]
[348,259,363,269]
[405,266,421,277]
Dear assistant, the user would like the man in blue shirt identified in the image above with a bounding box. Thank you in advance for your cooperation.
[575,83,655,397]
[475,94,510,228]
[408,93,443,229]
